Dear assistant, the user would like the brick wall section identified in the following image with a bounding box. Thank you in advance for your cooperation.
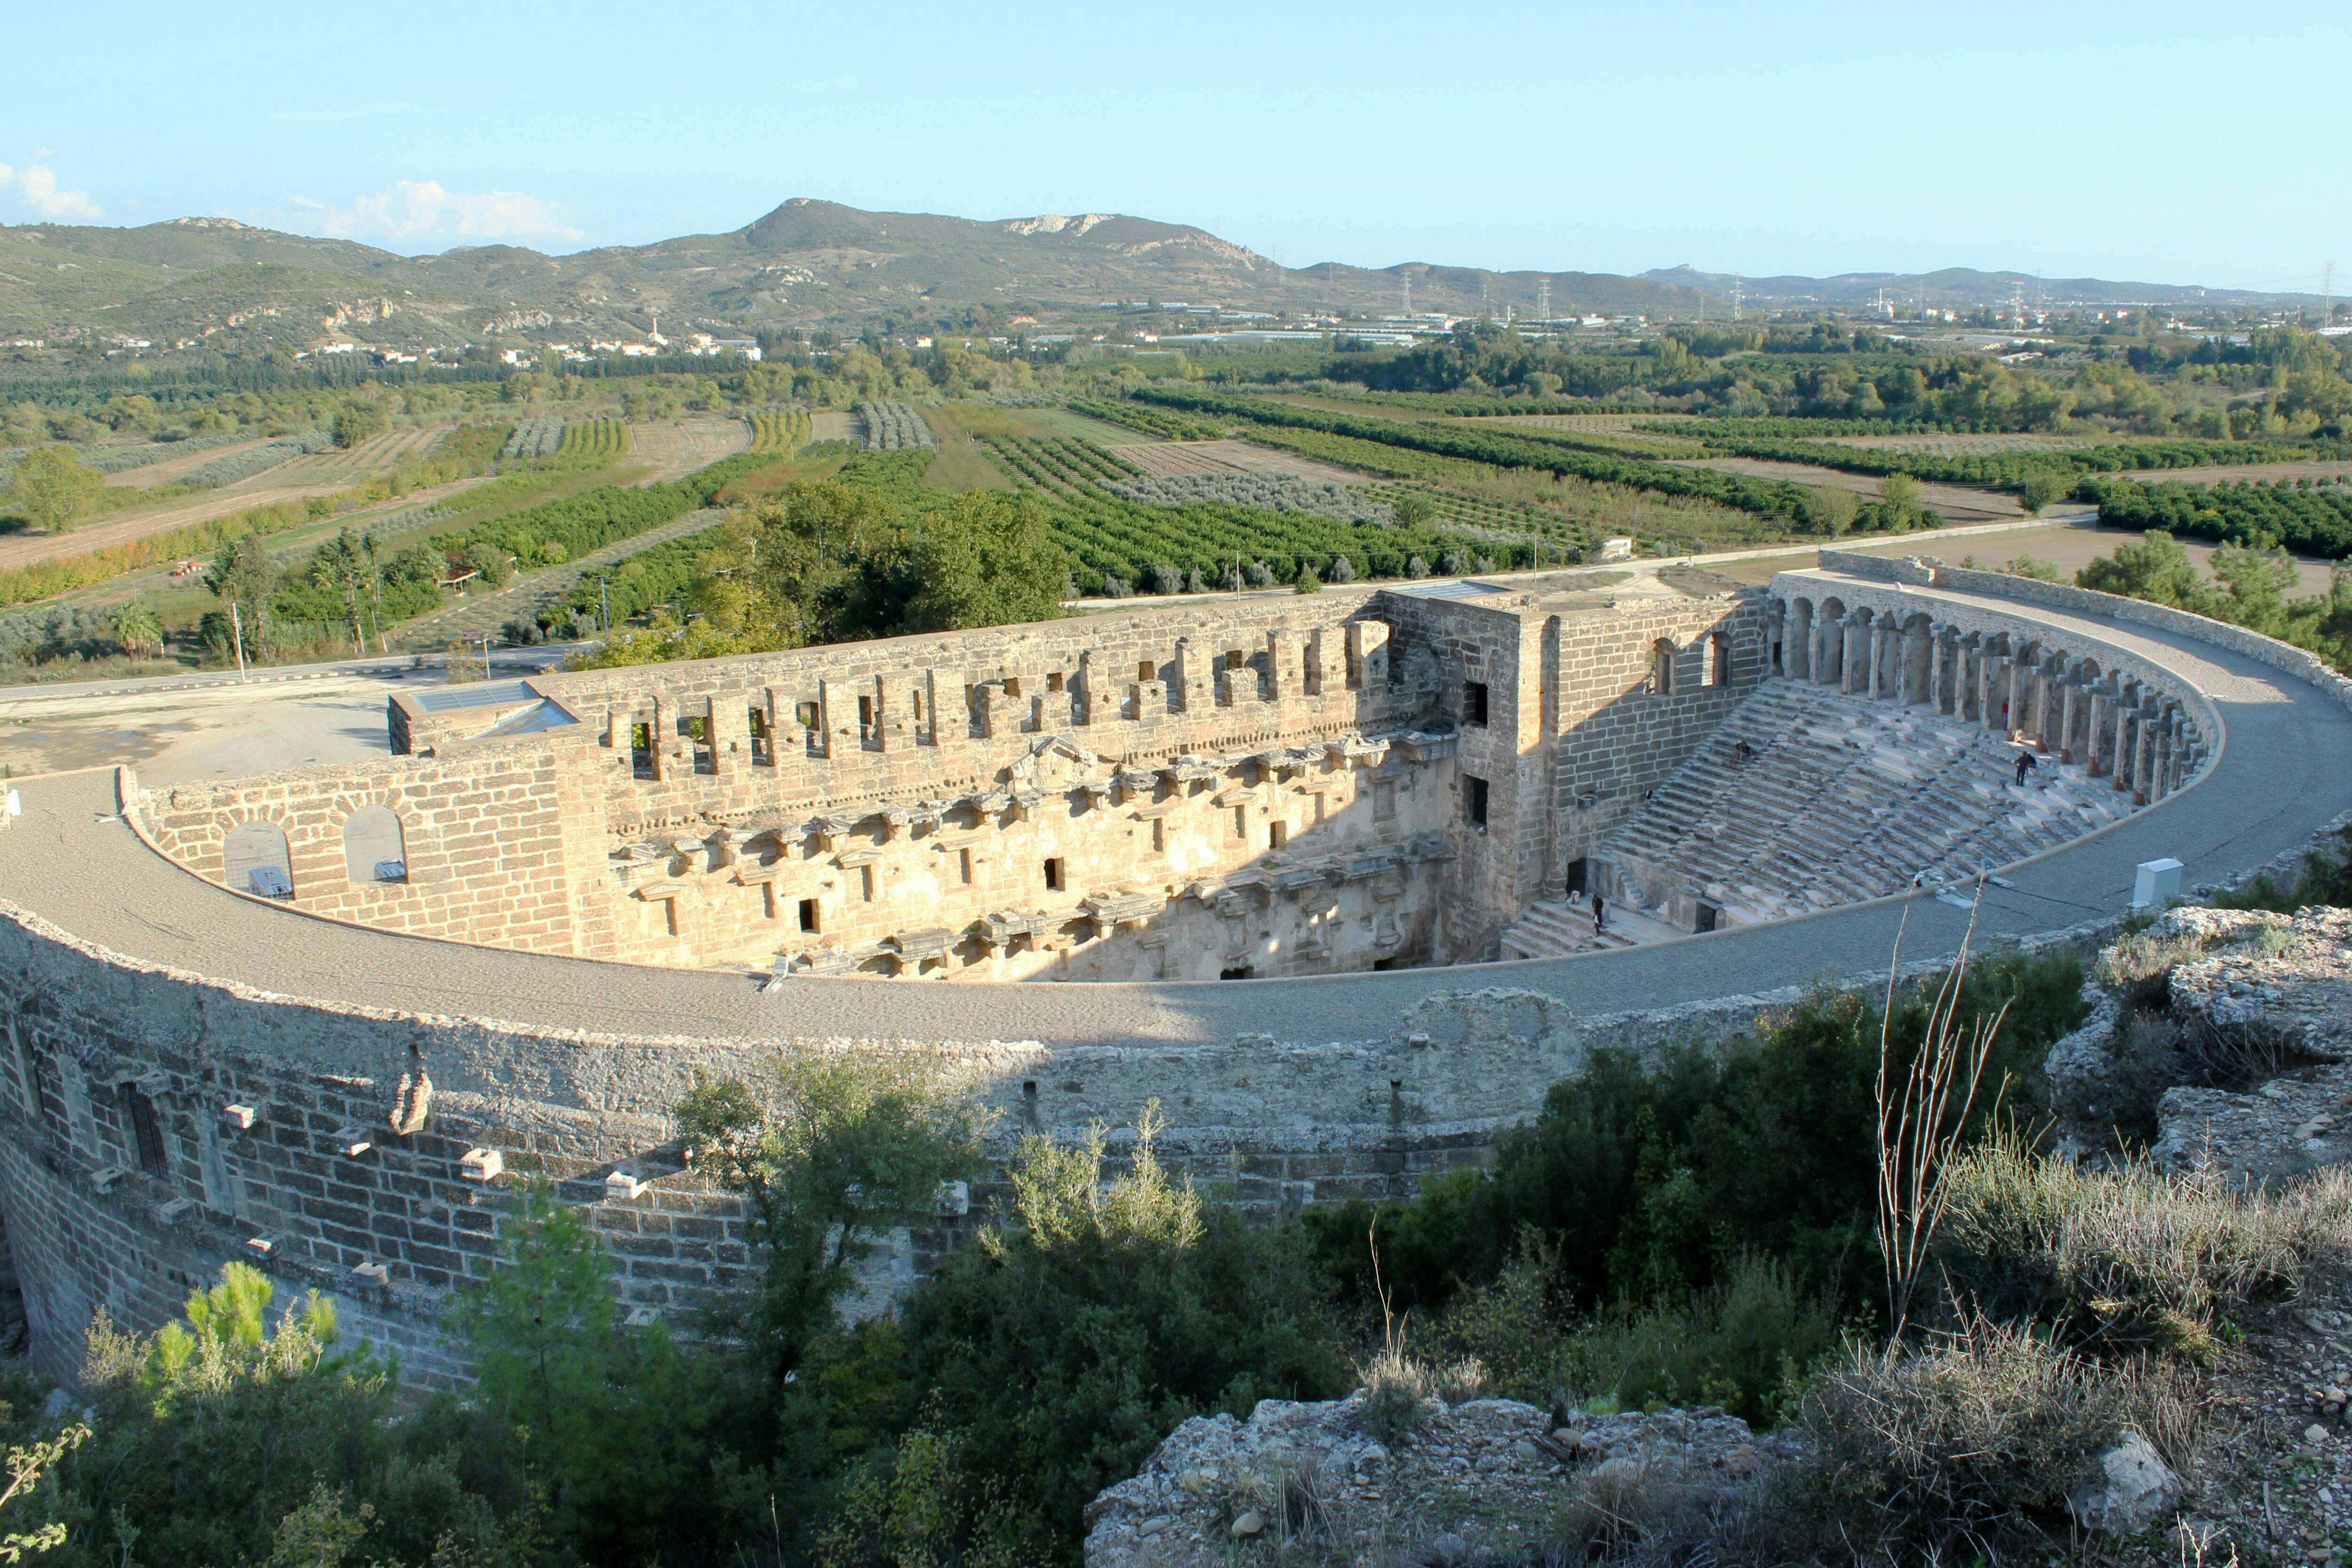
[136,749,582,955]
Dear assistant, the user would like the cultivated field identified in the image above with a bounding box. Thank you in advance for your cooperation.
[1825,432,2100,454]
[808,410,858,444]
[0,471,499,574]
[1710,518,2344,597]
[103,436,278,490]
[627,417,751,485]
[1015,406,1157,446]
[1119,438,1367,486]
[2087,458,2352,486]
[1668,454,2025,523]
[1475,413,1704,435]
[917,404,1019,492]
[265,426,449,486]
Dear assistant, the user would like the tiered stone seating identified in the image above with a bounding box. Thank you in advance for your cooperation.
[1596,679,2132,929]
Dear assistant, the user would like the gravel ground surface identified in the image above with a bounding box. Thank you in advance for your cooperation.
[0,569,2345,1051]
[2189,1280,2352,1567]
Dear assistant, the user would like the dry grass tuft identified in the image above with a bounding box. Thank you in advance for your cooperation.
[1935,1134,2352,1359]
[1766,1315,2206,1564]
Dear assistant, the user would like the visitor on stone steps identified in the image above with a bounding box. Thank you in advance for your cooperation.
[2013,751,2037,787]
[1733,739,1756,764]
[1592,893,1608,935]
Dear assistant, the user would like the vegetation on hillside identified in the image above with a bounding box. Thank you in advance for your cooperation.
[16,941,2324,1567]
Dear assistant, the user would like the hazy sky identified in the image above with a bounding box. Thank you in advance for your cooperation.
[4,0,2344,294]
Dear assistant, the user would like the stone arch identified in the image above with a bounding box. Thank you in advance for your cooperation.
[222,820,294,899]
[1814,597,1846,685]
[1651,637,1677,696]
[342,805,408,883]
[1901,613,1934,705]
[1785,597,1813,680]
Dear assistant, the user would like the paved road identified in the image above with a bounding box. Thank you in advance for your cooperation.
[1,570,2346,1050]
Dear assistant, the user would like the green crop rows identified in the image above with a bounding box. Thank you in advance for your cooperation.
[1660,427,2344,492]
[974,434,1544,592]
[1065,398,1224,441]
[1132,386,1817,520]
[2087,476,2352,560]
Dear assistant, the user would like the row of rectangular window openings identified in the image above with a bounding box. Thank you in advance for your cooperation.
[629,654,1319,756]
[622,645,1740,767]
[1457,644,1736,726]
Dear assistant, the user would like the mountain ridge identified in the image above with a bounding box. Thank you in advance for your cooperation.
[0,198,2323,352]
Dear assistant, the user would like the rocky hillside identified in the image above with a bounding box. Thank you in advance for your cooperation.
[0,199,1719,350]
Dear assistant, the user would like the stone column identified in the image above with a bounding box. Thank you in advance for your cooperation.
[2131,700,2159,805]
[1073,648,1109,727]
[1786,600,1812,682]
[873,674,911,751]
[2034,656,2060,753]
[2153,716,2174,802]
[1170,636,1213,713]
[2058,671,2085,765]
[1843,615,1869,695]
[1982,647,2009,733]
[2112,685,2140,794]
[978,680,1018,740]
[1867,620,1891,700]
[1266,629,1303,703]
[812,683,836,760]
[1958,633,1982,722]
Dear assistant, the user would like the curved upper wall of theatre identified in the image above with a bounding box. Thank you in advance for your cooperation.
[133,580,1784,979]
[2,556,2336,1386]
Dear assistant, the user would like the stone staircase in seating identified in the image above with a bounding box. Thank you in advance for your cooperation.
[1497,897,1643,961]
[1592,678,2134,932]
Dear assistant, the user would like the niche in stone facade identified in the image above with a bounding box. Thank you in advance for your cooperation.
[341,806,406,884]
[222,820,294,899]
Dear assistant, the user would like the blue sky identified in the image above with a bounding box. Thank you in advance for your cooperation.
[3,0,2344,294]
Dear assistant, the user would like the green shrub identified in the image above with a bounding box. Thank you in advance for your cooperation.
[1308,951,2085,1322]
[1432,1249,1836,1427]
[890,1107,1346,1562]
[2218,820,2352,911]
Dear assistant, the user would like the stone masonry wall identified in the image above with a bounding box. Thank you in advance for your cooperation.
[1543,594,1774,899]
[136,748,583,955]
[0,876,2119,1388]
[138,586,1766,979]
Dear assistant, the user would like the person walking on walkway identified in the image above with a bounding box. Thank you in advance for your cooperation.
[2013,750,2037,787]
[1592,893,1608,935]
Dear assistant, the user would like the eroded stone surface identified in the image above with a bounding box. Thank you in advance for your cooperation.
[1081,1393,1775,1568]
[2166,906,2352,1063]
